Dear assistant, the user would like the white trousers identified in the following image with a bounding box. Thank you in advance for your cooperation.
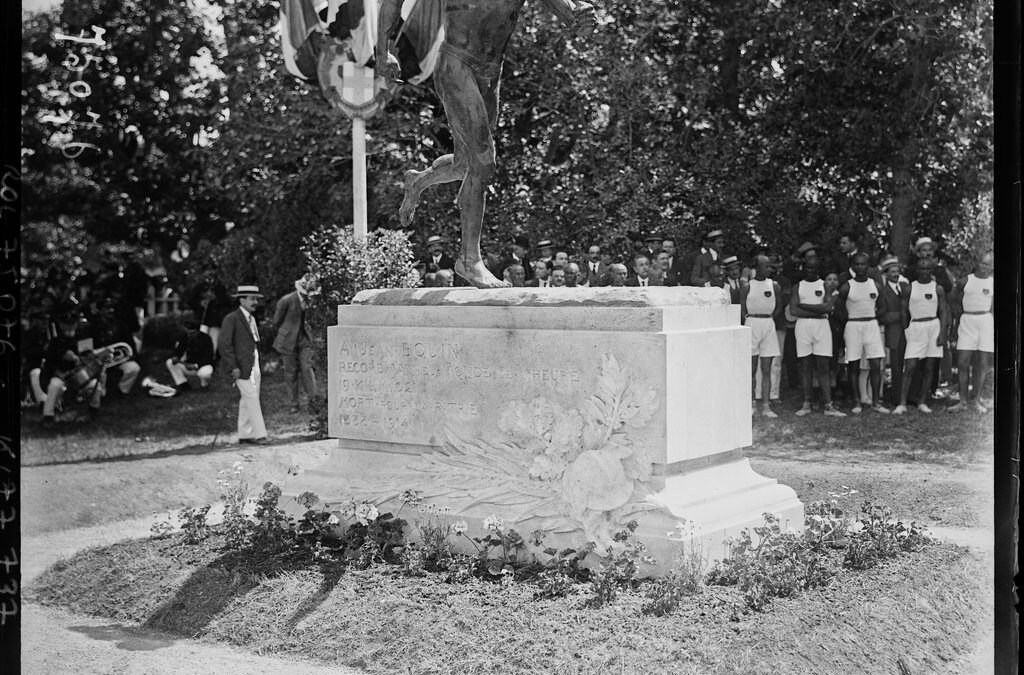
[754,329,785,401]
[29,368,46,403]
[166,359,213,387]
[236,355,267,440]
[111,360,141,394]
[43,374,103,416]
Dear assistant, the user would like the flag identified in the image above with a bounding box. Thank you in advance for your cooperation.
[324,0,378,68]
[280,0,378,80]
[392,0,445,84]
[280,0,327,80]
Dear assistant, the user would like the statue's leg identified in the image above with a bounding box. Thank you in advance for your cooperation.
[398,154,466,226]
[434,56,508,288]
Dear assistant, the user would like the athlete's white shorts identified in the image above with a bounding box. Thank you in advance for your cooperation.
[905,318,943,359]
[795,318,832,358]
[746,316,781,358]
[957,313,993,353]
[844,320,885,361]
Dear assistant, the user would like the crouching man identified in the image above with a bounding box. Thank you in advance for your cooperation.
[40,305,102,427]
[166,319,216,392]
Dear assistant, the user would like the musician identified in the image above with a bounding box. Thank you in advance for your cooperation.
[89,297,141,398]
[166,319,216,391]
[40,304,102,427]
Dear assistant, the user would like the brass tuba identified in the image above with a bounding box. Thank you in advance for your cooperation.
[63,342,134,394]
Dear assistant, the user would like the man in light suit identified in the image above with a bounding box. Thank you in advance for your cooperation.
[219,284,268,445]
[273,272,320,413]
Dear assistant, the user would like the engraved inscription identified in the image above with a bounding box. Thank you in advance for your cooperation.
[332,338,583,441]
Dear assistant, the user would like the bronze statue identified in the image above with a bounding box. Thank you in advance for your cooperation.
[376,0,595,288]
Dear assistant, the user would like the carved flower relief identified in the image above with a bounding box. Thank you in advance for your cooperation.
[561,448,634,512]
[378,354,661,545]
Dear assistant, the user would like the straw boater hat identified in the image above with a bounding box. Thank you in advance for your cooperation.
[704,228,724,241]
[644,231,662,242]
[295,272,322,296]
[231,284,264,298]
[721,255,740,267]
[879,255,900,271]
[795,241,817,258]
[536,239,553,250]
[426,235,443,247]
[913,236,936,254]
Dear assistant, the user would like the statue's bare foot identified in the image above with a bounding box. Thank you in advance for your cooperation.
[398,170,420,226]
[455,258,510,289]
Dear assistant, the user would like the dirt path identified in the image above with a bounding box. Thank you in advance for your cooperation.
[23,604,359,675]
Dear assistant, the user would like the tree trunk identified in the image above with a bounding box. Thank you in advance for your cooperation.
[889,157,921,263]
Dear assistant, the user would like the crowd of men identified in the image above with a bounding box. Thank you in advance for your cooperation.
[414,228,994,417]
[22,227,992,435]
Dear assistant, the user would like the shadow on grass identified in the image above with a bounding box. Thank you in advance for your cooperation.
[143,546,344,638]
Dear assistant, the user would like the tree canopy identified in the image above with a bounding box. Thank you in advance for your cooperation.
[21,0,993,301]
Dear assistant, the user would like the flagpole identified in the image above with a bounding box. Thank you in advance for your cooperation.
[352,115,368,241]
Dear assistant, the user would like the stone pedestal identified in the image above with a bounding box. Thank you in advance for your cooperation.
[289,287,802,568]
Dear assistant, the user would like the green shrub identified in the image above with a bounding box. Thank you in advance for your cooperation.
[843,501,932,570]
[586,521,655,608]
[706,513,837,611]
[299,226,419,436]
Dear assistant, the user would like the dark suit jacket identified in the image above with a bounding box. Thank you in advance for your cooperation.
[218,308,259,380]
[497,255,535,282]
[272,291,313,354]
[581,261,609,287]
[420,252,456,274]
[661,256,688,286]
[724,279,742,304]
[174,331,215,368]
[690,250,719,286]
[877,280,908,350]
[625,275,663,287]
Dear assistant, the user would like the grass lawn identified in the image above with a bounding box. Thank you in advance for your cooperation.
[29,531,987,675]
[23,373,995,674]
[20,348,317,466]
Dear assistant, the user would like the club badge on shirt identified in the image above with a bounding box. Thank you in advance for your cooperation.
[869,292,877,299]
[815,290,823,297]
[982,288,990,295]
[764,291,772,297]
[925,293,933,300]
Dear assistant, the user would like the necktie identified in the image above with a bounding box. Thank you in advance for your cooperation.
[248,314,259,342]
[641,278,647,287]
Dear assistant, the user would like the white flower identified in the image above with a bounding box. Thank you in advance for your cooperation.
[453,520,468,534]
[338,500,357,519]
[327,514,340,526]
[786,526,800,535]
[846,521,865,535]
[483,515,504,532]
[354,502,379,524]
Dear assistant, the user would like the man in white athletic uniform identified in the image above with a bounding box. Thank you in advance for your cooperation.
[893,257,949,414]
[837,253,890,414]
[742,254,783,418]
[948,252,993,413]
[789,260,846,417]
